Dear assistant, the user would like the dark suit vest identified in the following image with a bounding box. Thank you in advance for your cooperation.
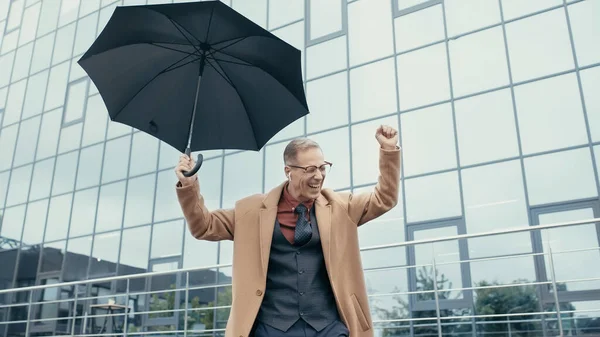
[256,206,340,332]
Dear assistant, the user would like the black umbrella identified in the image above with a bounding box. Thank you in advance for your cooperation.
[78,0,308,176]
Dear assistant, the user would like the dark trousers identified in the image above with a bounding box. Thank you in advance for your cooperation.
[252,319,349,337]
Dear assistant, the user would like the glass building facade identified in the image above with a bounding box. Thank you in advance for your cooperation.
[0,0,599,336]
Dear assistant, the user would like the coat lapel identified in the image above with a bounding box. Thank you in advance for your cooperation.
[259,182,285,275]
[315,195,333,271]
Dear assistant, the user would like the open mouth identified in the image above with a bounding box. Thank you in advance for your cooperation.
[308,184,320,189]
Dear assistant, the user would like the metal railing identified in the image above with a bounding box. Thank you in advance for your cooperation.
[0,217,599,337]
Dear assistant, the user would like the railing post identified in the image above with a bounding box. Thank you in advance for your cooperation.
[82,311,88,335]
[123,279,130,337]
[547,244,564,337]
[71,288,79,336]
[25,289,34,337]
[431,245,443,337]
[184,272,190,337]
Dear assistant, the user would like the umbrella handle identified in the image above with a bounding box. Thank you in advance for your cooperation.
[182,149,203,177]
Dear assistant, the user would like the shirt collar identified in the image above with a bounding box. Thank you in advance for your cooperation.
[283,182,315,211]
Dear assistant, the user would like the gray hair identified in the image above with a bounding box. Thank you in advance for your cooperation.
[283,138,321,165]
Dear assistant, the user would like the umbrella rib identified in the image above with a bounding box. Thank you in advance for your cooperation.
[204,57,234,87]
[210,36,248,54]
[167,17,204,56]
[204,1,216,42]
[209,57,253,68]
[162,56,202,74]
[151,43,201,58]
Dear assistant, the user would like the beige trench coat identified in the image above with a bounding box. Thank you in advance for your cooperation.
[176,147,401,337]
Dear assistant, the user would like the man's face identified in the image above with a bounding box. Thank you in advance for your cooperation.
[285,147,327,202]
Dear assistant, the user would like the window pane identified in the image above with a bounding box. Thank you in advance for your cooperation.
[106,119,131,139]
[394,4,444,53]
[154,169,185,222]
[351,116,398,186]
[268,0,303,30]
[0,205,25,242]
[525,148,597,206]
[13,115,41,166]
[12,43,33,82]
[151,220,183,259]
[69,187,97,237]
[29,157,54,201]
[581,66,600,142]
[356,183,404,250]
[501,0,562,21]
[52,151,78,195]
[413,226,463,299]
[348,0,393,67]
[82,94,108,146]
[45,193,72,242]
[64,236,91,281]
[231,0,266,28]
[0,51,16,88]
[306,72,348,132]
[36,108,61,160]
[30,32,54,73]
[124,173,155,228]
[0,171,8,207]
[397,43,450,111]
[4,79,27,126]
[102,135,131,184]
[1,29,18,54]
[37,0,60,36]
[22,198,48,245]
[52,22,76,66]
[80,0,99,18]
[129,131,159,177]
[445,0,500,37]
[455,89,519,166]
[350,58,397,122]
[76,144,103,189]
[6,0,24,31]
[95,181,125,233]
[0,124,18,171]
[196,157,222,211]
[63,79,88,124]
[462,160,531,256]
[272,21,305,83]
[470,255,536,285]
[44,62,70,112]
[73,11,98,57]
[222,150,263,208]
[539,208,600,292]
[568,1,600,67]
[405,171,461,223]
[401,103,457,176]
[515,73,587,155]
[120,226,150,272]
[22,69,49,119]
[449,26,509,97]
[183,232,218,268]
[505,8,573,83]
[41,241,66,272]
[309,0,342,40]
[58,122,82,154]
[90,231,120,276]
[6,164,32,207]
[18,2,40,46]
[311,128,351,190]
[306,36,347,80]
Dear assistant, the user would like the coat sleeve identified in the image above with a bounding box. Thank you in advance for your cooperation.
[176,178,235,241]
[347,147,401,226]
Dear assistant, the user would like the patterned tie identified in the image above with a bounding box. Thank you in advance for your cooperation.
[294,204,312,246]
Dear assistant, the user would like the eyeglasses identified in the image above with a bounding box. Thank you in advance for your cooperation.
[287,161,333,175]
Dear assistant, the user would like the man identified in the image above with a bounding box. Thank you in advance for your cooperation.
[175,125,401,337]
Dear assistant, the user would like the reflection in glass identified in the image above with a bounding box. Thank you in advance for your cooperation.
[350,58,396,122]
[505,8,573,82]
[455,89,519,166]
[63,79,88,124]
[306,72,348,132]
[515,73,587,155]
[539,208,600,292]
[52,151,78,196]
[183,232,218,269]
[45,193,72,242]
[0,124,18,171]
[394,5,443,53]
[95,181,125,233]
[64,236,92,282]
[0,205,25,242]
[13,111,39,167]
[348,0,394,66]
[41,240,66,273]
[124,173,155,228]
[524,148,597,206]
[29,157,55,201]
[22,199,47,245]
[89,231,121,276]
[155,169,186,222]
[449,27,509,97]
[470,254,536,286]
[151,220,184,259]
[6,164,32,207]
[69,187,98,237]
[36,108,62,160]
[120,226,150,273]
[401,103,457,176]
[397,43,450,111]
[405,171,462,223]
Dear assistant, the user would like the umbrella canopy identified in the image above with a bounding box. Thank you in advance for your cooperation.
[78,0,308,175]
